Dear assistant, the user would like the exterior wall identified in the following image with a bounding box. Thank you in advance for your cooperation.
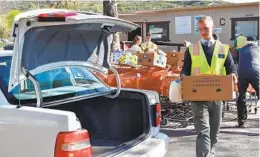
[119,4,259,46]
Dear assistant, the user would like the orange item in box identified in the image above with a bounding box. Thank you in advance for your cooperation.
[160,75,180,96]
[93,72,107,83]
[137,67,168,91]
[106,74,117,87]
[114,65,137,74]
[169,66,182,74]
[107,65,138,75]
[95,65,182,96]
[106,70,141,89]
[120,71,141,89]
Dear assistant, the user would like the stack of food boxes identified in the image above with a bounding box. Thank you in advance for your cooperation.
[110,49,124,64]
[137,48,167,68]
[165,51,184,67]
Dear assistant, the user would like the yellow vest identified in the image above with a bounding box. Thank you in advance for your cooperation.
[119,52,137,65]
[131,44,142,52]
[141,41,158,50]
[189,40,229,76]
[236,35,247,49]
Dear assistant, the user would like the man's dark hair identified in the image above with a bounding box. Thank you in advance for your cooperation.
[146,32,151,36]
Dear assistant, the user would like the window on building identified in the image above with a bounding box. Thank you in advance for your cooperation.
[146,21,170,41]
[231,17,259,40]
[128,22,142,42]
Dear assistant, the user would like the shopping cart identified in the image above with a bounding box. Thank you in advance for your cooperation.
[224,83,259,118]
[160,96,193,127]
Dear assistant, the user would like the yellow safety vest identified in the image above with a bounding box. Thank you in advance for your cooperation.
[236,35,247,49]
[130,44,142,52]
[119,52,137,65]
[141,41,158,50]
[189,40,229,76]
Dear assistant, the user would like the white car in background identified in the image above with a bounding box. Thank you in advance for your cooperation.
[0,9,168,157]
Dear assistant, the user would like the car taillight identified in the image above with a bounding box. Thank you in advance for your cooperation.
[38,12,77,22]
[39,12,77,18]
[155,103,162,127]
[54,129,92,157]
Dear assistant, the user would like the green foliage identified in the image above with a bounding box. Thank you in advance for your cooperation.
[27,2,38,9]
[116,1,228,12]
[0,0,229,39]
[40,1,82,10]
[0,15,9,39]
[0,1,229,14]
[78,2,103,13]
[6,10,21,29]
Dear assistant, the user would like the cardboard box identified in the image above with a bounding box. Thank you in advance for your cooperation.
[166,53,178,66]
[182,75,235,101]
[110,50,123,64]
[176,51,184,66]
[137,51,167,68]
[165,51,184,67]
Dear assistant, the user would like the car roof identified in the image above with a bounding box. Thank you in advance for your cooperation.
[14,9,75,22]
[13,9,114,23]
[0,50,13,57]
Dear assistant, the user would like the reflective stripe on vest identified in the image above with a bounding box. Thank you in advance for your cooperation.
[237,36,247,49]
[189,40,228,76]
[190,41,201,75]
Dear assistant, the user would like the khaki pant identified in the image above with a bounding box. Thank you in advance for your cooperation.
[191,101,223,157]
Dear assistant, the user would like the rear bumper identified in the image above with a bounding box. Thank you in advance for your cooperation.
[115,132,169,157]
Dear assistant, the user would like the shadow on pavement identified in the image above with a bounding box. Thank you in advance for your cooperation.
[161,127,259,138]
[221,117,259,128]
[160,128,196,137]
[219,130,259,136]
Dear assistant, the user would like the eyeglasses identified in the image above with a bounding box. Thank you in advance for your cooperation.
[198,27,210,32]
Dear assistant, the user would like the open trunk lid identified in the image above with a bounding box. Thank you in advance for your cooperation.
[8,9,138,92]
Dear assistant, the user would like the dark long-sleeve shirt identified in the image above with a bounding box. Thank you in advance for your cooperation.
[181,42,237,76]
[238,44,259,79]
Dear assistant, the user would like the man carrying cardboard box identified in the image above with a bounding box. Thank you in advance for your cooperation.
[181,16,237,157]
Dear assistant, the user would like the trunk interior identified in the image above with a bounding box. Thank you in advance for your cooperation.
[47,91,150,156]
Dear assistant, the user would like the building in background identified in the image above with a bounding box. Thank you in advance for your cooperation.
[119,2,259,46]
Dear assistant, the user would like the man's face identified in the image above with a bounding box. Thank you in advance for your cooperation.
[136,38,142,45]
[146,35,151,41]
[198,20,214,40]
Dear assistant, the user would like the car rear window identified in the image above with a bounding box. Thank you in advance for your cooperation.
[0,56,110,105]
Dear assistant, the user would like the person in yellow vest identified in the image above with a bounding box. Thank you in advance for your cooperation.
[234,33,247,50]
[140,32,158,50]
[129,35,142,53]
[232,33,247,64]
[119,35,142,65]
[181,16,237,157]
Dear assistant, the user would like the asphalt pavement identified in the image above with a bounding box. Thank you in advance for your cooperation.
[161,103,259,157]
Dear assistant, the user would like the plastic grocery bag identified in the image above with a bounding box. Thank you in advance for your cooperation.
[169,79,183,103]
[119,52,137,65]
